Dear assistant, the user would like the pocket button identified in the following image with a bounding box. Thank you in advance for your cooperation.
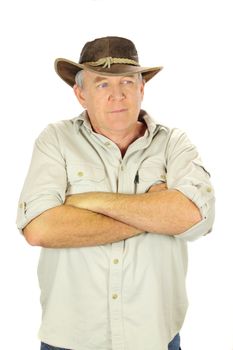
[77,171,84,177]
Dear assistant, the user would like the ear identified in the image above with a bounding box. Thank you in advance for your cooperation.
[140,80,145,101]
[73,84,86,108]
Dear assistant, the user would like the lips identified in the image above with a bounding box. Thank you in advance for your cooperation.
[109,108,128,114]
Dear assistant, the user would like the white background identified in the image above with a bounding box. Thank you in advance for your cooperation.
[0,0,232,349]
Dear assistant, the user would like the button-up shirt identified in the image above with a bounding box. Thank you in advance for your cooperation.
[17,110,215,350]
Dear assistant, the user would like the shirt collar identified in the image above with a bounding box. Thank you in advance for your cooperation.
[74,109,163,136]
[73,111,92,131]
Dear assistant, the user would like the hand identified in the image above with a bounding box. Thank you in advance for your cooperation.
[148,182,167,193]
[64,194,78,206]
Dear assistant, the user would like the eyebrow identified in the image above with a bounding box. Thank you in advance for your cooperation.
[93,76,108,84]
[93,74,138,84]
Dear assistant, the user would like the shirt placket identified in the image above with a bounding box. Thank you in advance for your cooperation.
[90,131,152,350]
[108,157,128,350]
[109,241,125,350]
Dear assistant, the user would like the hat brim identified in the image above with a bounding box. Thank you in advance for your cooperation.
[55,58,163,87]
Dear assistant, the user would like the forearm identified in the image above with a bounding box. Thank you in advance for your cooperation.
[23,204,141,248]
[66,189,202,235]
[103,190,202,234]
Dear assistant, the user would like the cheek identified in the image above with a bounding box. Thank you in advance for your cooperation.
[84,93,99,111]
[138,83,145,100]
[87,91,106,106]
[85,95,107,122]
[131,91,144,109]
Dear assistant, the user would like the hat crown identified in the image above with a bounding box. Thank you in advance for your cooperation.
[79,36,139,64]
[54,36,163,87]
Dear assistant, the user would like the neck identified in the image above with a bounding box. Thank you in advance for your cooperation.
[97,122,147,156]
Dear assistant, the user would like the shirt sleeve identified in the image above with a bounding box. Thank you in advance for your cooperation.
[165,128,215,241]
[16,124,67,232]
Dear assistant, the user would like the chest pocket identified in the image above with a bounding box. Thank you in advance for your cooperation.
[137,165,167,193]
[66,163,106,194]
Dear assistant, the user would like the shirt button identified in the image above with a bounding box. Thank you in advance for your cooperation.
[206,187,212,192]
[105,141,111,147]
[77,171,84,177]
[113,259,119,264]
[160,174,166,180]
[112,293,118,299]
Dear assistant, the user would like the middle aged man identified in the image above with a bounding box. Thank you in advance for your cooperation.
[17,36,215,350]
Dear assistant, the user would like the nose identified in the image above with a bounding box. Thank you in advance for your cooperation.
[108,85,126,101]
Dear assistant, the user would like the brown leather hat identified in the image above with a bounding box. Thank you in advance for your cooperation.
[55,36,163,87]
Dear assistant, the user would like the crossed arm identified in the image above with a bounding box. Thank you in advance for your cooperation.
[23,183,202,248]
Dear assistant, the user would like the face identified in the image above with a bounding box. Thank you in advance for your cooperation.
[73,70,145,137]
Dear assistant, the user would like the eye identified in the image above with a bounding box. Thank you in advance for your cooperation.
[97,82,108,88]
[121,79,134,85]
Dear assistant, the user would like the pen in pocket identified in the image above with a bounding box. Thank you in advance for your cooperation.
[134,171,139,184]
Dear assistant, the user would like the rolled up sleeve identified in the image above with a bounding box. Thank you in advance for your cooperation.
[16,124,67,232]
[166,129,215,241]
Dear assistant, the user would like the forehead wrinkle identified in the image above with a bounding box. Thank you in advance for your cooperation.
[92,74,139,83]
[82,70,141,87]
[93,76,108,83]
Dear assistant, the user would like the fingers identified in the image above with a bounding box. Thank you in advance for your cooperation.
[148,182,167,193]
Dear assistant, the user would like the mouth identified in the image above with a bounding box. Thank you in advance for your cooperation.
[109,108,128,114]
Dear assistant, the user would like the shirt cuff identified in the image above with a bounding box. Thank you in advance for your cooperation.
[16,194,63,233]
[173,183,215,241]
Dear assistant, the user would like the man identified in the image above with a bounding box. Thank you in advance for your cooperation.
[17,36,215,350]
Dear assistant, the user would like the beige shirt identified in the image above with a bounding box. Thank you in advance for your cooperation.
[17,110,215,350]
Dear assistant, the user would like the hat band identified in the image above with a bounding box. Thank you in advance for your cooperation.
[84,57,139,69]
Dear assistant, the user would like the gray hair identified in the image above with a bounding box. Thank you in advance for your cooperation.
[74,70,144,89]
[75,70,84,88]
